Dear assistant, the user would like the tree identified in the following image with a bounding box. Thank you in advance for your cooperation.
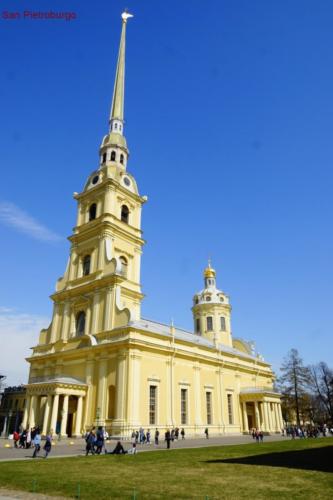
[308,362,333,424]
[279,349,310,426]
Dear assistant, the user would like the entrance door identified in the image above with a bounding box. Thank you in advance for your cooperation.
[66,414,73,437]
[247,415,254,429]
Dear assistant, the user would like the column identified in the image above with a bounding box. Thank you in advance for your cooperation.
[74,396,83,437]
[60,395,69,436]
[50,394,59,434]
[278,403,284,430]
[114,352,128,426]
[50,304,60,343]
[218,368,225,432]
[28,395,38,427]
[85,305,92,336]
[69,310,76,338]
[83,358,95,429]
[104,287,114,331]
[128,352,141,428]
[21,395,31,429]
[273,403,279,431]
[242,402,249,432]
[254,401,260,429]
[61,302,71,341]
[96,357,108,425]
[263,402,269,432]
[1,416,8,437]
[193,365,202,430]
[98,234,106,270]
[267,402,273,432]
[165,358,173,427]
[42,395,52,435]
[91,291,101,334]
[104,186,113,213]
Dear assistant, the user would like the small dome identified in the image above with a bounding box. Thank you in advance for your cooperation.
[204,263,216,278]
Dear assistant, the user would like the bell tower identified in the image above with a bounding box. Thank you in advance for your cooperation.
[192,262,232,347]
[40,11,146,347]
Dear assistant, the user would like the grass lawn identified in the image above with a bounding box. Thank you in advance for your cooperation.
[0,438,332,499]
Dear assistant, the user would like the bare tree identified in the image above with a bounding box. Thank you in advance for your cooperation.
[309,362,333,424]
[279,349,310,426]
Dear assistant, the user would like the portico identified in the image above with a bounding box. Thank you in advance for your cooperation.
[240,387,283,434]
[22,377,87,437]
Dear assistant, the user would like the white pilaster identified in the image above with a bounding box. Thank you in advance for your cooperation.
[91,291,101,334]
[83,358,95,429]
[96,357,108,425]
[104,287,114,331]
[50,304,60,343]
[194,365,202,428]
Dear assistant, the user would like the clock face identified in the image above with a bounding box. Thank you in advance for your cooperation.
[91,175,99,185]
[123,177,131,187]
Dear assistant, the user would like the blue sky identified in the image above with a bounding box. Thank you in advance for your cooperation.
[0,0,332,385]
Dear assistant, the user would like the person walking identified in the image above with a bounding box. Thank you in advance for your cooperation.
[85,428,96,456]
[181,428,185,439]
[95,426,104,454]
[204,428,209,439]
[165,429,171,449]
[43,434,52,458]
[32,429,41,458]
[13,431,20,448]
[154,428,159,446]
[146,429,151,444]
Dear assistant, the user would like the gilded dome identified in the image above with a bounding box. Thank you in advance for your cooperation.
[204,263,216,278]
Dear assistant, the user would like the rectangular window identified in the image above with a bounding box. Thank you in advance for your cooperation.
[220,316,226,331]
[149,386,157,425]
[227,394,233,424]
[196,318,200,333]
[206,316,213,331]
[206,392,212,425]
[181,388,188,425]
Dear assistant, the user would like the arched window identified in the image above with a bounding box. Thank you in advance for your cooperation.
[206,316,213,331]
[206,296,211,302]
[76,311,86,337]
[119,256,128,277]
[121,205,129,223]
[195,297,199,305]
[114,123,118,130]
[196,318,200,333]
[111,151,116,161]
[89,203,97,221]
[102,153,106,164]
[120,154,124,165]
[83,255,91,276]
[220,316,226,331]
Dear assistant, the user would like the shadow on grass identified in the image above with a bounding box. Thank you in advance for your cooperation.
[206,445,333,473]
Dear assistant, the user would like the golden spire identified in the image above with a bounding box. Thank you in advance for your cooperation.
[109,11,133,130]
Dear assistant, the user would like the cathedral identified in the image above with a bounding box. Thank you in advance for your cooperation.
[21,12,282,437]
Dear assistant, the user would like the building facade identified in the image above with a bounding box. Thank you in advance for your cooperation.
[21,12,283,438]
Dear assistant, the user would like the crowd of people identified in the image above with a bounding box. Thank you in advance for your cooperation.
[284,425,333,439]
[12,427,52,458]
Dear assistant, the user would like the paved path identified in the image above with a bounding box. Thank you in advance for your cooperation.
[0,434,286,462]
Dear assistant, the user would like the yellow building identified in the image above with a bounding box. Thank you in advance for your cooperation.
[21,12,282,437]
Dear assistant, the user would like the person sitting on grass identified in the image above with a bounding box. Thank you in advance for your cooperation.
[106,440,127,454]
